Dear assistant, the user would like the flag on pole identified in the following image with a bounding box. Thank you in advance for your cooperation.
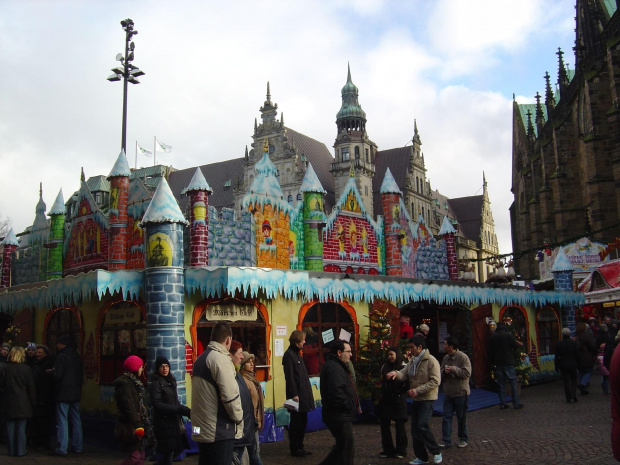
[137,143,153,157]
[156,139,172,153]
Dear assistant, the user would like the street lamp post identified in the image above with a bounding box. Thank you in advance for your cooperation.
[107,18,145,153]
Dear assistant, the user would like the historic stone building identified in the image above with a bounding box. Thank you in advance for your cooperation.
[511,0,620,281]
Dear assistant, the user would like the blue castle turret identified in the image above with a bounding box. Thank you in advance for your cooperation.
[552,247,576,333]
[140,178,189,403]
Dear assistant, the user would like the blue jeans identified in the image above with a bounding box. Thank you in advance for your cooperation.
[410,400,440,462]
[6,418,27,456]
[495,365,522,407]
[55,401,83,454]
[442,395,468,445]
[579,366,593,387]
[198,440,234,465]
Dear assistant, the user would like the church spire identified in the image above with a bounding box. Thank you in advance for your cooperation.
[535,91,544,134]
[544,71,555,111]
[557,47,569,100]
[260,81,278,126]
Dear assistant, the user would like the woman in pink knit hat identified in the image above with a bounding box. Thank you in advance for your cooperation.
[113,355,154,465]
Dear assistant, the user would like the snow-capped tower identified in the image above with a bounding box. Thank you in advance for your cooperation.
[242,139,293,269]
[300,163,326,271]
[439,216,458,281]
[107,150,131,271]
[1,228,18,288]
[47,189,65,280]
[181,168,212,267]
[140,178,189,404]
[380,169,403,276]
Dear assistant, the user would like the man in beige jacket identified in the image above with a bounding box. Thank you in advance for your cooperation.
[387,334,442,465]
[191,322,243,465]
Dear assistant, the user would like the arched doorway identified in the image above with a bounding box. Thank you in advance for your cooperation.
[398,301,472,362]
[192,297,271,381]
[298,301,358,377]
[45,308,82,354]
[97,300,146,384]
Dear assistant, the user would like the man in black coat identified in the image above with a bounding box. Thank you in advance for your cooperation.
[51,335,83,456]
[319,340,359,465]
[282,329,315,457]
[488,323,523,409]
[555,328,580,403]
[31,345,55,449]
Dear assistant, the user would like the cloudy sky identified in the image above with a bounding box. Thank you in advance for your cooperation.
[0,0,576,254]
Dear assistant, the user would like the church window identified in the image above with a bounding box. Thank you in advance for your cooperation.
[536,306,559,355]
[411,203,415,217]
[300,302,356,376]
[355,146,360,159]
[341,147,350,161]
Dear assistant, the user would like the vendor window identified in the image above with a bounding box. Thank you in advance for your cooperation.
[301,302,355,376]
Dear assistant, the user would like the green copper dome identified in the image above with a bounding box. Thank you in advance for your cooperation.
[336,64,366,121]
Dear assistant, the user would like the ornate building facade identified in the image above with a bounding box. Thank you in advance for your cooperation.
[511,0,620,281]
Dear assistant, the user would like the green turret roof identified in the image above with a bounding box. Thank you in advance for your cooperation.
[336,63,366,121]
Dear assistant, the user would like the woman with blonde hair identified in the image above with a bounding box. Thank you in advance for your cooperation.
[0,346,36,457]
[240,351,264,465]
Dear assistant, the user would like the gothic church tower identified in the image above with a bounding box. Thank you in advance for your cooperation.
[331,64,377,216]
[403,121,433,228]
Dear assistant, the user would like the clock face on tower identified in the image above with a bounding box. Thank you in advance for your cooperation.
[269,144,275,154]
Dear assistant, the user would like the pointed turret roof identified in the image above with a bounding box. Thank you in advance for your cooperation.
[439,216,456,235]
[336,63,366,121]
[108,149,131,178]
[242,144,293,215]
[380,168,401,194]
[49,189,65,215]
[1,228,18,246]
[552,247,573,272]
[181,167,213,195]
[141,178,189,226]
[300,163,326,194]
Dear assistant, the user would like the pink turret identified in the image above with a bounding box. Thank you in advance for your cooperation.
[182,168,212,267]
[439,216,458,281]
[380,169,403,276]
[1,228,19,288]
[107,150,131,271]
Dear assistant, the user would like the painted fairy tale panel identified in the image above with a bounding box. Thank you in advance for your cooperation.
[323,214,380,274]
[64,201,109,276]
[127,216,145,270]
[253,204,290,270]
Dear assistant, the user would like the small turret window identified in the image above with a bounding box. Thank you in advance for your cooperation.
[288,195,293,204]
[365,148,369,162]
[354,146,360,159]
[341,147,350,161]
[297,193,302,201]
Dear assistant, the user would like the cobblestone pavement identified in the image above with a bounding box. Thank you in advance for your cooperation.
[0,374,614,465]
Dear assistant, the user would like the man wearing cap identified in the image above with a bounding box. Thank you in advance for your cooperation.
[191,322,243,465]
[51,335,83,456]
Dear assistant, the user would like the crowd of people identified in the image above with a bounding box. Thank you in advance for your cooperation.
[2,314,619,463]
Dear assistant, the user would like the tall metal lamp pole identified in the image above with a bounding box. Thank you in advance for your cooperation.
[107,18,145,153]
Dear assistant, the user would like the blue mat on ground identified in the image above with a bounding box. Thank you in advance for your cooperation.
[431,387,506,416]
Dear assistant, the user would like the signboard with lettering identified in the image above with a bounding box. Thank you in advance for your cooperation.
[540,237,608,279]
[205,304,257,321]
[105,304,141,325]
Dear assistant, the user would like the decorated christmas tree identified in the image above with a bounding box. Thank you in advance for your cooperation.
[356,307,407,401]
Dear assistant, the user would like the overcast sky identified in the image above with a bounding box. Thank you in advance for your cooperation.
[0,0,576,255]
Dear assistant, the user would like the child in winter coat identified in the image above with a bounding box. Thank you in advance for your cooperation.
[598,343,610,395]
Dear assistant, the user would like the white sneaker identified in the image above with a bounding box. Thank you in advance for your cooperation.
[432,453,443,464]
[409,459,428,464]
